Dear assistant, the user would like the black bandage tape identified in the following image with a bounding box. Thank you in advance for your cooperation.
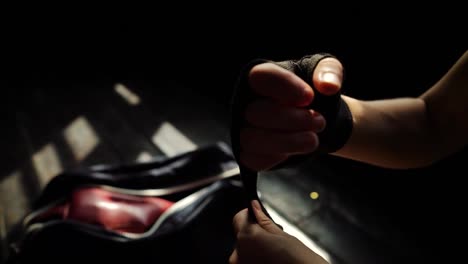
[230,58,275,222]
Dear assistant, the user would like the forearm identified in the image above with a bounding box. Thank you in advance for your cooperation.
[333,50,468,169]
[333,96,436,169]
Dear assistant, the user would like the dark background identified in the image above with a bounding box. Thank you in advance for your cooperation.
[2,11,467,263]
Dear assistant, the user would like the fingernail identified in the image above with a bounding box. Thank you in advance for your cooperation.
[319,72,341,87]
[252,200,261,211]
[310,110,321,118]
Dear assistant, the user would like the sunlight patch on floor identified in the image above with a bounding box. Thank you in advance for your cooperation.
[0,171,30,227]
[114,83,141,106]
[152,121,197,157]
[63,116,99,161]
[32,143,63,188]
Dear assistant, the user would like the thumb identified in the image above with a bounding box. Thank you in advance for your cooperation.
[312,57,344,96]
[251,200,283,235]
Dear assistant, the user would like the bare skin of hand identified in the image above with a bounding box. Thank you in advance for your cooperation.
[240,58,344,171]
[229,201,329,264]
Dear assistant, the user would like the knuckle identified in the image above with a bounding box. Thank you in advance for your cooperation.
[305,132,319,151]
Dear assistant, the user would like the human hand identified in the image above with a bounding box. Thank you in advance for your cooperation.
[240,57,344,171]
[229,200,329,264]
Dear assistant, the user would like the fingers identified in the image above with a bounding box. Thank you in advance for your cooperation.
[249,63,314,107]
[312,57,344,96]
[245,100,325,132]
[249,58,343,106]
[229,249,238,264]
[232,202,283,236]
[240,128,318,155]
[232,208,250,235]
[251,200,283,235]
[241,57,343,172]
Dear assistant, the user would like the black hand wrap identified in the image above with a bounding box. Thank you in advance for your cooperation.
[273,53,353,153]
[230,53,353,222]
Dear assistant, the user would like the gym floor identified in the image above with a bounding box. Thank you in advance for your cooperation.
[1,76,412,264]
